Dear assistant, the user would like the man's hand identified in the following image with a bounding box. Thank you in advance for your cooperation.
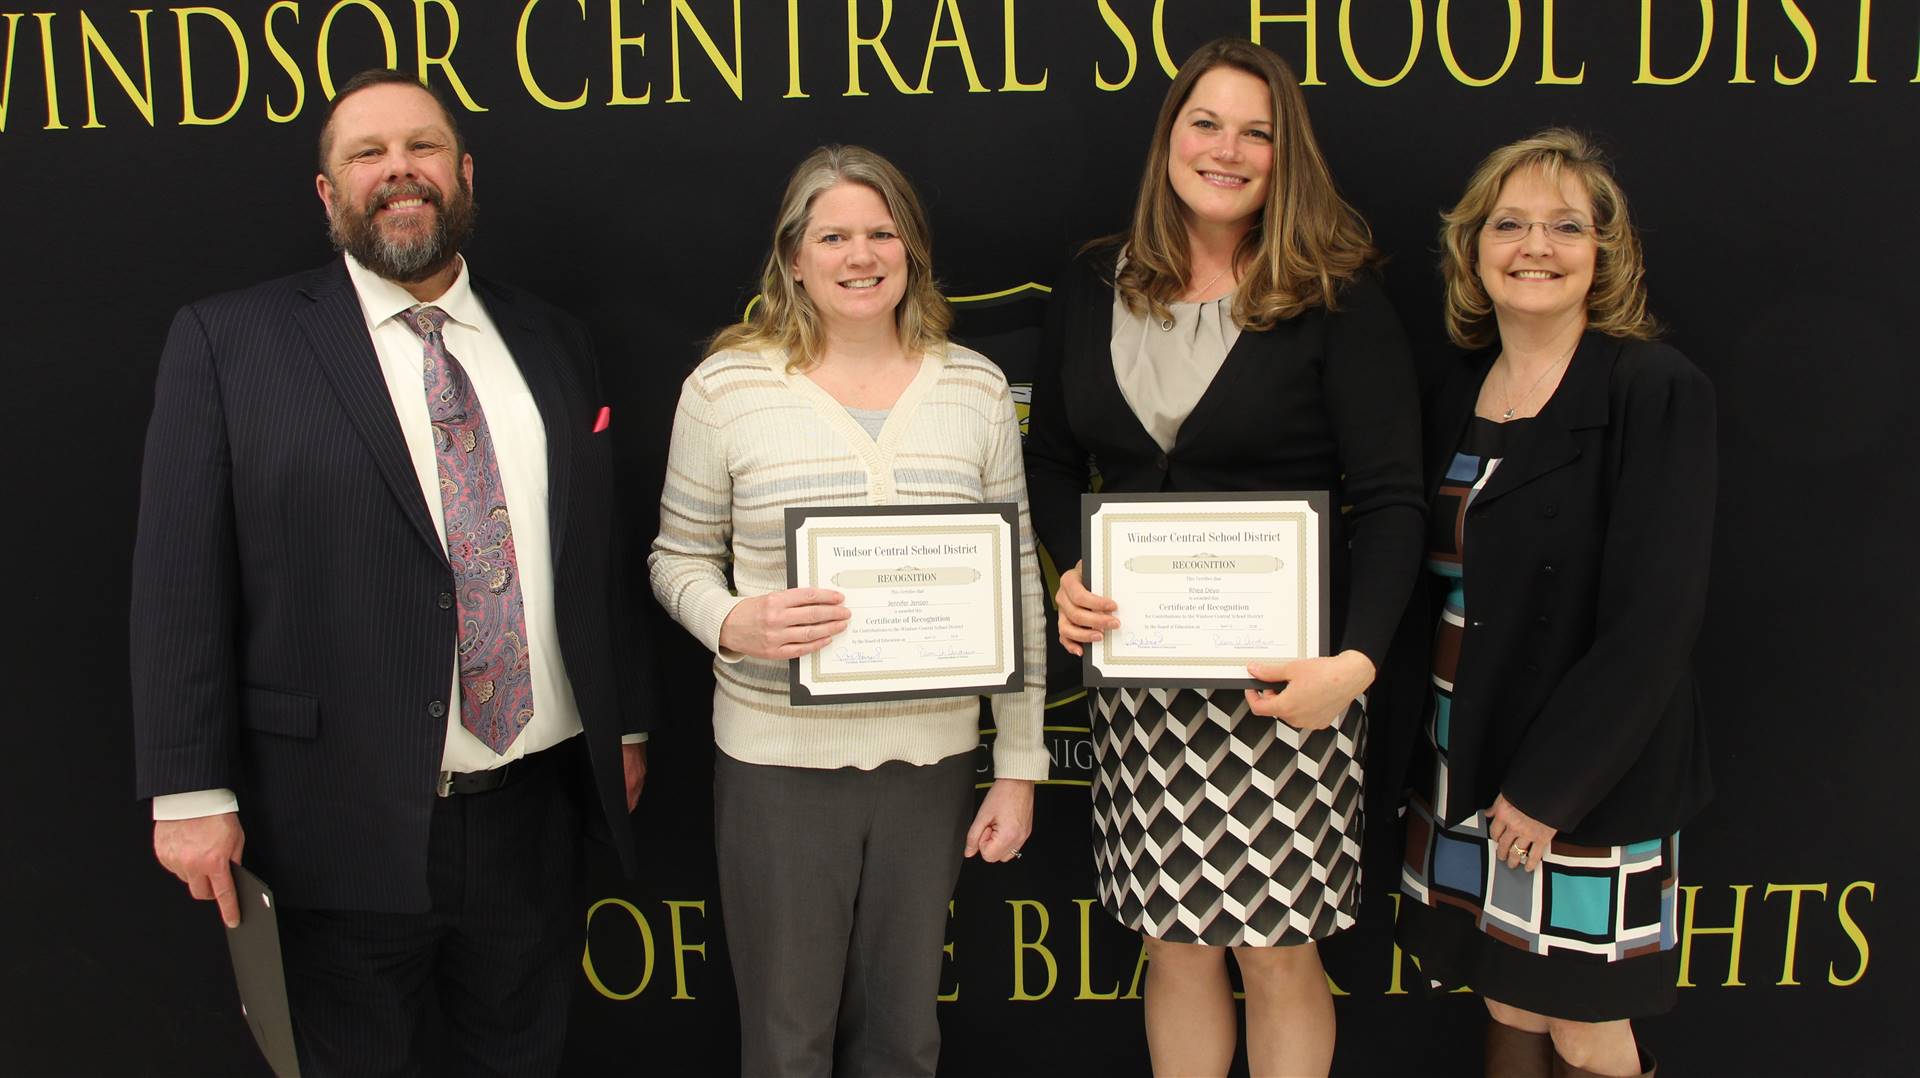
[154,813,246,928]
[622,742,647,812]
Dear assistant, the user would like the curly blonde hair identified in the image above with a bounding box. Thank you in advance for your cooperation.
[1112,37,1377,330]
[710,145,951,372]
[1441,128,1659,349]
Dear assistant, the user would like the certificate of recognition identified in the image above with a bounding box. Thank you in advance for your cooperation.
[785,503,1025,705]
[1081,492,1331,689]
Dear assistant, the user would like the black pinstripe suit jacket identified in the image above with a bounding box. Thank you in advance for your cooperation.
[130,257,645,912]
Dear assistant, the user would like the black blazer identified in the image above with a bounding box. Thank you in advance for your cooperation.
[130,258,646,913]
[1025,245,1424,668]
[1421,333,1715,844]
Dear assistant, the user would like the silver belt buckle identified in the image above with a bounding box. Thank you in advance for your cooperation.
[436,770,454,798]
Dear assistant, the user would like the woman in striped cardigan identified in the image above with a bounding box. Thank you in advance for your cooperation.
[648,145,1048,1077]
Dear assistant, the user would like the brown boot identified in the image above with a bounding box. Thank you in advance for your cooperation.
[1549,1043,1657,1078]
[1485,1019,1553,1078]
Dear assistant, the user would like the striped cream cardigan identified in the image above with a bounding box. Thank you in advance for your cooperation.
[648,344,1048,780]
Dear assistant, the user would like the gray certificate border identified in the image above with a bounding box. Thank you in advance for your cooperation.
[1079,491,1332,690]
[785,502,1025,706]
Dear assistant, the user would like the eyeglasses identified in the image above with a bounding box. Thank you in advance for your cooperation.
[1482,216,1596,245]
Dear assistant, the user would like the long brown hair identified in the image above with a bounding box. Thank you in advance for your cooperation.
[709,145,951,372]
[1112,37,1376,330]
[1439,128,1658,349]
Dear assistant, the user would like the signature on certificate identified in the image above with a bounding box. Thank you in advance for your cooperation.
[918,646,978,662]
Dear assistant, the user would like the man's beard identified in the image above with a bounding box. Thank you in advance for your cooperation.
[328,176,476,283]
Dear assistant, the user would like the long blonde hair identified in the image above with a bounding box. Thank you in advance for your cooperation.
[1112,37,1377,330]
[709,145,951,372]
[1440,128,1659,349]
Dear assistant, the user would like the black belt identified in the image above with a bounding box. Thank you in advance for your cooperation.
[436,742,565,798]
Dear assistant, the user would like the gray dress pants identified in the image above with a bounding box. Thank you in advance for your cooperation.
[714,748,976,1078]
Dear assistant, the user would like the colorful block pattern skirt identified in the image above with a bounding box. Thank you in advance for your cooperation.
[1395,418,1681,1021]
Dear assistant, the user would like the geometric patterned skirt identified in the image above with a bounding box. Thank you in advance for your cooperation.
[1090,686,1365,948]
[1397,722,1682,1021]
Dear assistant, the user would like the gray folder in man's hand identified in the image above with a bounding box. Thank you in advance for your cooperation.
[224,864,301,1078]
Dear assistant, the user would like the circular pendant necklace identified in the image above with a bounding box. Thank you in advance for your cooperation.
[1162,264,1233,330]
[1498,340,1578,421]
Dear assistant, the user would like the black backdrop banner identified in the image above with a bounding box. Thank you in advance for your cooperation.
[3,1,1914,1075]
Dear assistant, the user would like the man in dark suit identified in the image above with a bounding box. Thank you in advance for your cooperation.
[130,69,648,1075]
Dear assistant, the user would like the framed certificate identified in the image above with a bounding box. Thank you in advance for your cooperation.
[785,503,1025,705]
[1080,492,1331,689]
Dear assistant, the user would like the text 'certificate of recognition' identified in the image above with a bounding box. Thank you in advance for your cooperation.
[786,503,1024,705]
[1081,492,1331,689]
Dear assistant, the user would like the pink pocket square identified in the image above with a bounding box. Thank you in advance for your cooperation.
[591,406,611,433]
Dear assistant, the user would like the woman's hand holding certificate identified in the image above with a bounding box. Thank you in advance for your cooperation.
[1053,562,1117,658]
[719,588,851,660]
[1244,652,1375,731]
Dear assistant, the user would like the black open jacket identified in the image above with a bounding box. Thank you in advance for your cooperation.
[1023,244,1425,674]
[1405,332,1716,844]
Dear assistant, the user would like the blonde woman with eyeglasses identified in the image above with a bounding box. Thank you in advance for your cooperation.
[1394,129,1715,1078]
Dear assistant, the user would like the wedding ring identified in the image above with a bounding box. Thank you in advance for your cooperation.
[1011,849,1024,860]
[1509,841,1526,858]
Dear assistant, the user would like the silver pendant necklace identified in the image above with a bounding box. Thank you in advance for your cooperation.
[1497,340,1577,421]
[1162,264,1233,330]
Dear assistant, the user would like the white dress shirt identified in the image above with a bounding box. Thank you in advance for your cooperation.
[154,255,632,822]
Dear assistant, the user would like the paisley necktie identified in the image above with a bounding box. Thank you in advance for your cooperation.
[401,304,534,755]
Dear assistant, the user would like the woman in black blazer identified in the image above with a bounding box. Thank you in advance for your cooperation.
[1394,130,1714,1078]
[1025,38,1423,1077]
